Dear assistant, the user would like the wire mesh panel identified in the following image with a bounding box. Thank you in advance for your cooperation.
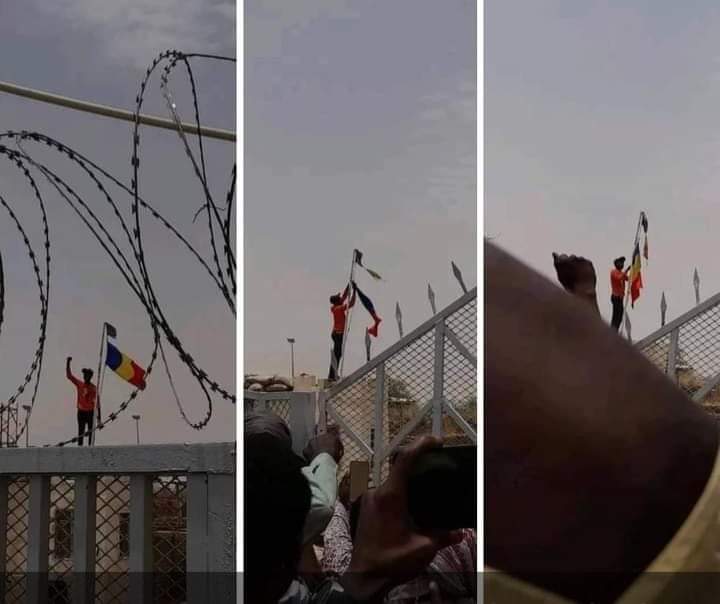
[676,306,720,398]
[327,370,377,482]
[6,477,29,603]
[95,476,130,604]
[266,399,291,423]
[48,476,75,604]
[152,476,187,604]
[637,298,720,414]
[638,334,671,374]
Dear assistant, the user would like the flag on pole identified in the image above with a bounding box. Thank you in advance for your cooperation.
[629,242,643,307]
[641,212,649,260]
[105,323,117,339]
[105,342,147,390]
[353,249,382,281]
[351,281,382,337]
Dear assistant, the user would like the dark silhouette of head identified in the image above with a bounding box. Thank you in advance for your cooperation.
[81,369,93,384]
[330,294,342,306]
[613,257,625,270]
[244,415,310,604]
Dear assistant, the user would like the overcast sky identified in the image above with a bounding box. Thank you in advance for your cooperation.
[245,0,476,378]
[0,1,235,446]
[487,0,720,341]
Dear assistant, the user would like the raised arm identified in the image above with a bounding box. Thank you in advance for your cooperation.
[552,252,599,314]
[66,357,79,386]
[339,284,351,303]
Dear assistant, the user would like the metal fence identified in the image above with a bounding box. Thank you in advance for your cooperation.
[243,392,317,456]
[243,289,477,486]
[322,288,477,485]
[637,291,720,411]
[0,443,234,604]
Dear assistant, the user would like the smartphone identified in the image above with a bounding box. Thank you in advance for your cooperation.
[406,445,476,531]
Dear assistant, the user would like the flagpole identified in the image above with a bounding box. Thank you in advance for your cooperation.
[338,250,356,379]
[622,212,644,340]
[91,323,106,446]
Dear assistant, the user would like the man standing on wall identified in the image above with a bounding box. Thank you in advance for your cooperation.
[66,356,97,446]
[610,256,631,331]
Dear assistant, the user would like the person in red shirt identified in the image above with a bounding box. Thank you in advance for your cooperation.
[66,356,97,446]
[328,285,356,381]
[610,257,631,331]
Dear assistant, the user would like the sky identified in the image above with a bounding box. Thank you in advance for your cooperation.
[0,1,235,446]
[245,0,477,378]
[486,0,720,341]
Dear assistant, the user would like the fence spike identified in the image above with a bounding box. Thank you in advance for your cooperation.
[694,268,700,305]
[427,283,437,316]
[451,261,468,293]
[365,330,371,362]
[660,291,667,327]
[395,302,404,338]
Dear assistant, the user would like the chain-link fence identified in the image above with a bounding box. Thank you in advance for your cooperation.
[0,443,234,603]
[6,477,29,603]
[324,288,477,484]
[637,292,720,415]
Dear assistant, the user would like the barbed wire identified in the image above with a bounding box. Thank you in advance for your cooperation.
[0,49,235,446]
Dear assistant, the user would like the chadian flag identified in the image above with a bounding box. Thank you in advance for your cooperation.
[629,243,643,307]
[105,342,147,390]
[353,249,382,281]
[351,281,382,337]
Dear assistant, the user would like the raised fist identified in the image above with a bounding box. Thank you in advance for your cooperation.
[303,425,344,464]
[552,253,597,295]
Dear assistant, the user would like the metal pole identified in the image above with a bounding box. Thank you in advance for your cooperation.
[132,415,141,445]
[339,251,357,378]
[91,324,106,446]
[22,405,31,448]
[0,80,236,142]
[287,338,295,379]
[622,213,644,340]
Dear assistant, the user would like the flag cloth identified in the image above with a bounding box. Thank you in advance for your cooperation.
[105,342,147,390]
[629,243,643,307]
[105,323,117,339]
[351,281,382,337]
[353,249,382,281]
[641,212,649,260]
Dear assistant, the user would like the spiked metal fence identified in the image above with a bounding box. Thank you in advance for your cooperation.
[243,289,477,485]
[0,443,234,604]
[637,291,720,410]
[322,288,477,485]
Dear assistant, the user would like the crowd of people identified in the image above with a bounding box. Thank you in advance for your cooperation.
[245,411,476,603]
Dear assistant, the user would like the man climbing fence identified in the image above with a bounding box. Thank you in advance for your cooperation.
[328,285,356,381]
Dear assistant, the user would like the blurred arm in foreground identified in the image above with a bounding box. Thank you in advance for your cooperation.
[486,241,718,603]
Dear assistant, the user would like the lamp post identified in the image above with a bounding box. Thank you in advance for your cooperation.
[22,405,31,448]
[287,338,296,380]
[132,414,141,445]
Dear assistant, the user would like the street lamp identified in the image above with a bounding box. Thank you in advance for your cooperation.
[132,414,141,445]
[22,405,31,448]
[287,338,296,380]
